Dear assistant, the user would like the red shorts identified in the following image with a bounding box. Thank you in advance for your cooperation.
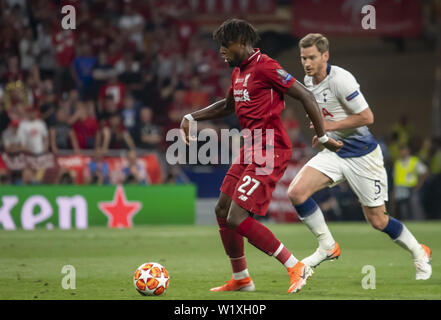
[220,148,292,216]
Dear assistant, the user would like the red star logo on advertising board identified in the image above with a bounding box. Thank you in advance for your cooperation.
[98,185,142,228]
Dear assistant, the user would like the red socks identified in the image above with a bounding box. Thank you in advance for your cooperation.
[236,216,281,256]
[273,244,295,266]
[216,217,246,273]
[217,216,295,271]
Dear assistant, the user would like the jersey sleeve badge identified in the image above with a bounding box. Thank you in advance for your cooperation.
[276,69,293,85]
[345,90,360,101]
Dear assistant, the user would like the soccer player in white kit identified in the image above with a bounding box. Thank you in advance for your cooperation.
[287,33,432,280]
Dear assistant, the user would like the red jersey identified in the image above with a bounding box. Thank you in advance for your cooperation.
[229,49,295,153]
[98,83,126,109]
[52,28,75,67]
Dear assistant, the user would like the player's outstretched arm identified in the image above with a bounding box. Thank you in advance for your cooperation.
[285,81,343,152]
[180,91,235,145]
[323,107,374,131]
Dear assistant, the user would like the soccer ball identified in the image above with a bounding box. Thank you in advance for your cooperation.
[133,262,169,296]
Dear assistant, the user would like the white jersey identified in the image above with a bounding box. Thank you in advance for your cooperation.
[304,64,378,158]
[17,119,48,154]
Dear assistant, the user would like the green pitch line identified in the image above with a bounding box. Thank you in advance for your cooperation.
[0,221,440,300]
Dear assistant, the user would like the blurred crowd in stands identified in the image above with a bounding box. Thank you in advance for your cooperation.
[0,0,232,183]
[0,0,440,220]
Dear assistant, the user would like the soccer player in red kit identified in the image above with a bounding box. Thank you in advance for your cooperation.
[180,19,343,293]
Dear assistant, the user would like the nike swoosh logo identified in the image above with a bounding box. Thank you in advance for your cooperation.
[300,268,307,280]
[326,249,339,259]
[289,267,307,292]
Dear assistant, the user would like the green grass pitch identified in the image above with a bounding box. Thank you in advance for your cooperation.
[0,221,440,300]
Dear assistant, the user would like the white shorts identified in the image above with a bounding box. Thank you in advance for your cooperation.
[306,145,388,207]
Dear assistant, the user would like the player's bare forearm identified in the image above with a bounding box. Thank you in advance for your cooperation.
[180,93,235,145]
[190,95,235,121]
[325,108,374,131]
[286,81,326,137]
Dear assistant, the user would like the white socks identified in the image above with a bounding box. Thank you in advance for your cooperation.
[394,224,425,260]
[283,255,298,268]
[273,243,299,268]
[232,268,250,280]
[298,201,424,262]
[299,207,335,250]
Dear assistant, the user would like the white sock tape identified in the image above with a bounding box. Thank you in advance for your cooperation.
[317,135,329,144]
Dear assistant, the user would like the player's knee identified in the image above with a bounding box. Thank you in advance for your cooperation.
[287,184,308,205]
[214,202,229,219]
[225,213,239,229]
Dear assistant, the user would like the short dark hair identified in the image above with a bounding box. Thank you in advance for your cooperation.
[213,18,260,47]
[299,33,329,54]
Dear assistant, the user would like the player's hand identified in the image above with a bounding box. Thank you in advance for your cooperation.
[312,135,343,152]
[179,117,190,145]
[179,117,197,145]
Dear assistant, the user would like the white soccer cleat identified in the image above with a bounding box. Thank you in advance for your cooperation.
[301,242,341,268]
[414,244,432,280]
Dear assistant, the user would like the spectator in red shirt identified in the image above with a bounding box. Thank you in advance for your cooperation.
[72,101,99,150]
[98,72,126,110]
[52,25,75,68]
[52,22,76,93]
[174,16,199,55]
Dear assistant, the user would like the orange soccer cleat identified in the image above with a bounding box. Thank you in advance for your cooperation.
[210,276,255,292]
[415,244,432,280]
[287,261,314,293]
